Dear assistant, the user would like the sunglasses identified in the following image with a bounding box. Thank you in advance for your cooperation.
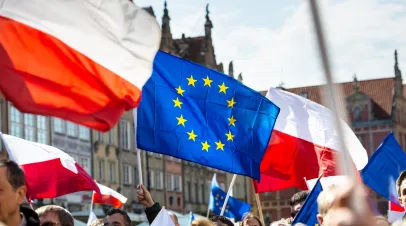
[41,222,59,226]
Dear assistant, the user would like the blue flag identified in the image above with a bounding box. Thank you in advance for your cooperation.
[361,132,406,204]
[137,51,280,179]
[188,211,195,225]
[208,174,251,221]
[292,178,322,226]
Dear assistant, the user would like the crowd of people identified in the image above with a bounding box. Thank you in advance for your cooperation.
[1,157,406,226]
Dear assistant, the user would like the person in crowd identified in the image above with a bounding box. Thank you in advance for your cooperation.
[90,219,105,226]
[105,208,131,226]
[136,184,179,226]
[192,218,215,226]
[397,170,406,220]
[0,159,39,226]
[210,215,234,226]
[375,215,390,226]
[269,219,289,226]
[289,191,309,220]
[35,205,74,226]
[240,213,263,226]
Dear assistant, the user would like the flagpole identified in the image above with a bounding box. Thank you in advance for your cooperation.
[90,191,94,213]
[220,174,237,216]
[251,181,265,225]
[133,110,144,186]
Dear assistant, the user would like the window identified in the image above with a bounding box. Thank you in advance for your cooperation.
[299,91,308,99]
[354,106,362,121]
[80,157,90,174]
[187,181,191,202]
[98,160,105,181]
[24,114,35,141]
[195,183,199,203]
[177,197,181,207]
[109,162,116,183]
[66,122,78,137]
[174,175,182,192]
[134,166,139,186]
[123,164,131,184]
[79,126,90,141]
[201,183,206,202]
[53,118,65,134]
[169,196,174,206]
[10,105,22,137]
[37,116,47,144]
[71,154,79,163]
[167,174,173,191]
[108,129,115,144]
[96,132,103,142]
[150,170,155,188]
[119,120,131,150]
[154,171,163,189]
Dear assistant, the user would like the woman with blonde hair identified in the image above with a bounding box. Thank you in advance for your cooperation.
[192,218,215,226]
[240,213,263,226]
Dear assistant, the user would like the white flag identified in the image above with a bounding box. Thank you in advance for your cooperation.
[151,207,175,226]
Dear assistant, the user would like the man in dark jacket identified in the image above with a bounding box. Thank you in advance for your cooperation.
[136,184,179,225]
[0,159,39,226]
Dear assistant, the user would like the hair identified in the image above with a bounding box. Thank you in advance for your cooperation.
[289,191,309,207]
[210,216,234,226]
[106,208,131,226]
[35,205,74,226]
[241,213,263,226]
[397,170,406,196]
[0,159,25,190]
[317,185,337,216]
[90,219,105,226]
[270,220,289,226]
[375,215,390,226]
[192,218,215,226]
[168,212,179,225]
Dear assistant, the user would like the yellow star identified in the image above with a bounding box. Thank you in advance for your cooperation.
[216,202,219,206]
[202,76,213,87]
[227,97,237,108]
[218,82,229,94]
[173,97,183,109]
[187,130,198,141]
[175,86,185,96]
[225,131,234,141]
[187,75,197,87]
[201,140,210,152]
[176,115,187,127]
[215,140,225,151]
[228,115,237,126]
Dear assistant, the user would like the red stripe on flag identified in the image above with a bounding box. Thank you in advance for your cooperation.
[93,193,124,208]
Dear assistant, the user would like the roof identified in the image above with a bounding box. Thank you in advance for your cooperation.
[260,77,395,118]
[142,6,155,17]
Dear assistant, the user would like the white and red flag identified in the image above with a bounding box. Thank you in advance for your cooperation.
[92,183,127,208]
[254,88,368,192]
[0,0,161,131]
[1,134,99,201]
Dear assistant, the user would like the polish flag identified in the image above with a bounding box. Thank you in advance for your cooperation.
[388,201,404,223]
[254,88,368,192]
[92,183,127,208]
[0,0,161,131]
[1,134,99,200]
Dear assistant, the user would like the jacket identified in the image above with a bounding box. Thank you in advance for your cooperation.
[145,202,162,224]
[20,206,40,226]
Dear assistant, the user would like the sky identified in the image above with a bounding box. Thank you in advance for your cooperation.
[135,0,406,91]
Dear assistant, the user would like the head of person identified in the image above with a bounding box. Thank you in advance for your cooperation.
[210,215,234,226]
[397,170,406,208]
[35,205,74,226]
[0,159,26,224]
[241,213,263,226]
[105,208,131,226]
[270,220,288,226]
[192,218,215,226]
[316,185,337,226]
[168,212,180,226]
[375,216,390,226]
[289,190,309,218]
[90,219,105,226]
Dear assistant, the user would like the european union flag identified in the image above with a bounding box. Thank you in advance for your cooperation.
[137,51,280,179]
[292,178,322,226]
[361,132,406,203]
[208,174,251,221]
[188,211,195,226]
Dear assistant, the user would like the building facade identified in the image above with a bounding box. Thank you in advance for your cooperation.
[252,50,406,224]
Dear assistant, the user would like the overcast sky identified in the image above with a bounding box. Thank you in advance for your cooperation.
[135,0,406,91]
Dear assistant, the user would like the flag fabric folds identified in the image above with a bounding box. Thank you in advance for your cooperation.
[188,212,195,225]
[150,207,175,226]
[1,133,99,200]
[137,51,280,179]
[92,183,128,208]
[292,178,323,226]
[208,174,251,221]
[361,132,406,204]
[254,88,368,192]
[0,0,161,131]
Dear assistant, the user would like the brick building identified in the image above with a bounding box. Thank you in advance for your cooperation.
[252,50,406,224]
